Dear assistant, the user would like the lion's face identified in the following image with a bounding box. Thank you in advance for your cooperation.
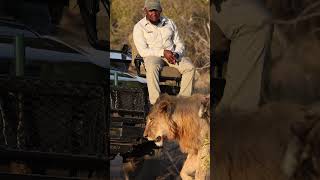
[143,113,170,147]
[143,94,176,147]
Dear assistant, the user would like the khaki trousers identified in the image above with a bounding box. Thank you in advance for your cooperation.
[144,56,195,104]
[213,0,273,112]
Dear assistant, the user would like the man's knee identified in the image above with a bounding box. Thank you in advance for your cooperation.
[180,58,196,74]
[145,64,162,75]
[144,56,162,64]
[144,56,162,73]
[188,64,196,75]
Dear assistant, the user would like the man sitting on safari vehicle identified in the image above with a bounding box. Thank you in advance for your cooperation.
[133,0,195,105]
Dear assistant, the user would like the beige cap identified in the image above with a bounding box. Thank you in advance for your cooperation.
[144,0,161,11]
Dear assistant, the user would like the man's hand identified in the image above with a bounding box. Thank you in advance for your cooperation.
[164,50,176,64]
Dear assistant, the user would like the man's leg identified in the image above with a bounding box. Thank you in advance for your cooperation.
[144,56,163,104]
[169,57,195,97]
[213,0,273,112]
[220,24,273,112]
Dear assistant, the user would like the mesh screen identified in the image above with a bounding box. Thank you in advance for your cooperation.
[0,77,107,156]
[110,86,148,113]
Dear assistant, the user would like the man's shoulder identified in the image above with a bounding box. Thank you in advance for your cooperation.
[162,16,174,23]
[135,17,147,28]
[161,16,176,27]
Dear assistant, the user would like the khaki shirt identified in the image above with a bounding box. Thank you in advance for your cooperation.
[133,16,185,58]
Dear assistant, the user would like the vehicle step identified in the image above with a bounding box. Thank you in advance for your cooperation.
[111,116,145,124]
[110,109,146,115]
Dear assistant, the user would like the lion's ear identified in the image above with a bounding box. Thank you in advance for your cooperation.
[159,93,170,100]
[158,100,173,114]
[200,95,210,105]
[199,95,210,118]
[155,93,170,104]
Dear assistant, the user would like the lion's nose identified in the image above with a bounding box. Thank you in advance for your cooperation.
[144,134,148,138]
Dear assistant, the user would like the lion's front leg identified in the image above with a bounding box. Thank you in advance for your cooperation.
[180,154,197,180]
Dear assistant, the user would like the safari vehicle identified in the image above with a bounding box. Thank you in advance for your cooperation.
[109,48,183,161]
[109,50,156,161]
[0,19,108,179]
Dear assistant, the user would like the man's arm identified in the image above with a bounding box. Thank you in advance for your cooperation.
[171,21,185,58]
[133,24,164,57]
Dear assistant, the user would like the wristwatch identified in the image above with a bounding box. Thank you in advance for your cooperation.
[174,53,179,59]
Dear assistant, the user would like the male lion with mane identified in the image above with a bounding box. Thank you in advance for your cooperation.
[143,94,210,180]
